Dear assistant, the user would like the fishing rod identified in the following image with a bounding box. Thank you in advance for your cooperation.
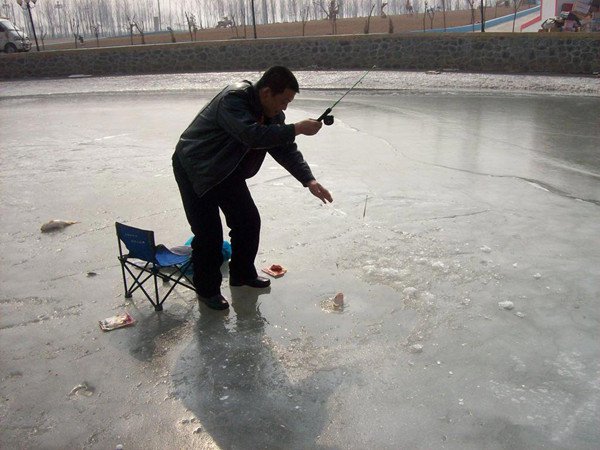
[317,66,375,126]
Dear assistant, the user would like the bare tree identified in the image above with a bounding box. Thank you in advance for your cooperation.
[268,0,278,23]
[317,1,339,35]
[426,4,435,28]
[126,15,135,45]
[22,0,489,41]
[69,16,81,48]
[230,13,240,37]
[381,1,388,17]
[421,0,436,29]
[130,0,154,37]
[185,12,198,41]
[209,0,227,26]
[287,0,299,21]
[511,0,523,31]
[301,5,310,35]
[222,0,245,37]
[79,0,96,37]
[329,0,338,34]
[38,25,47,50]
[91,23,101,47]
[98,0,116,37]
[39,1,57,38]
[388,16,394,32]
[364,3,376,33]
[466,0,476,31]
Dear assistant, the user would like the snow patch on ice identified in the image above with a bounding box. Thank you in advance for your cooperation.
[409,344,423,353]
[498,300,514,310]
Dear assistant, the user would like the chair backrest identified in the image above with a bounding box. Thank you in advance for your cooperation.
[115,222,157,263]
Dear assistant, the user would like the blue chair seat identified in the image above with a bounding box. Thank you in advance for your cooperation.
[155,245,192,267]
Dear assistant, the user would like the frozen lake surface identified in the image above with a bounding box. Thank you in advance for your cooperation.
[1,70,599,97]
[1,72,599,449]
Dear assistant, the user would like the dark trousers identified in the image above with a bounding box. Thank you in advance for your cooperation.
[173,155,260,297]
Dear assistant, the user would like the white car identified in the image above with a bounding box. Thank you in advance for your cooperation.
[0,18,31,53]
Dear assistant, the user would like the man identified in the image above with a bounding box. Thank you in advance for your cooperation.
[173,66,333,310]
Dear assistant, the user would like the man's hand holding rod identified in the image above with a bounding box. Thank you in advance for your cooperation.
[295,119,322,136]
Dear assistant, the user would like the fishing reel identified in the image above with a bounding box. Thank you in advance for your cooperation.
[317,107,334,126]
[316,67,374,127]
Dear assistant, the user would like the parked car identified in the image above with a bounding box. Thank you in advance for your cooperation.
[0,18,31,53]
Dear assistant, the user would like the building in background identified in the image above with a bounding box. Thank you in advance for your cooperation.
[520,0,599,31]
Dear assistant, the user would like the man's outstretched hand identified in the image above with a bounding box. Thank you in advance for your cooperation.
[307,180,333,204]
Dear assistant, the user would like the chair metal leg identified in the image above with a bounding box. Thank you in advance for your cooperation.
[153,272,161,312]
[121,262,160,310]
[119,253,195,312]
[123,264,153,297]
[119,259,131,298]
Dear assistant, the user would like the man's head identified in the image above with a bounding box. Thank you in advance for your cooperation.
[256,66,299,118]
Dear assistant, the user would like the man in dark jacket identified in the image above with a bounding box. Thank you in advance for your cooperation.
[173,66,332,310]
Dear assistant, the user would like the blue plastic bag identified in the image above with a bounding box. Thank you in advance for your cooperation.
[184,236,232,261]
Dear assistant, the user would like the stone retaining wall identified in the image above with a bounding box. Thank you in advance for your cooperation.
[1,33,598,79]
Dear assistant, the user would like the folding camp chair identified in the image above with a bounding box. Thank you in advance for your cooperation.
[116,222,196,311]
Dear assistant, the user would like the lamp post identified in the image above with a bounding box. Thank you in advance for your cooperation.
[480,0,485,31]
[54,0,63,38]
[250,0,257,38]
[157,0,161,30]
[16,0,39,51]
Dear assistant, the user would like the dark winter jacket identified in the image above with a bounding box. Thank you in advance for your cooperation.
[173,80,315,198]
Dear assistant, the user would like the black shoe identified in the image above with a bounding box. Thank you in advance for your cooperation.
[197,294,230,310]
[229,276,271,288]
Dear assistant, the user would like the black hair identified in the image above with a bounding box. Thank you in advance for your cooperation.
[255,66,299,95]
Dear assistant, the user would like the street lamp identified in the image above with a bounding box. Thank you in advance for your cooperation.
[480,0,485,32]
[16,0,39,51]
[250,0,257,38]
[54,0,64,37]
[157,0,161,31]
